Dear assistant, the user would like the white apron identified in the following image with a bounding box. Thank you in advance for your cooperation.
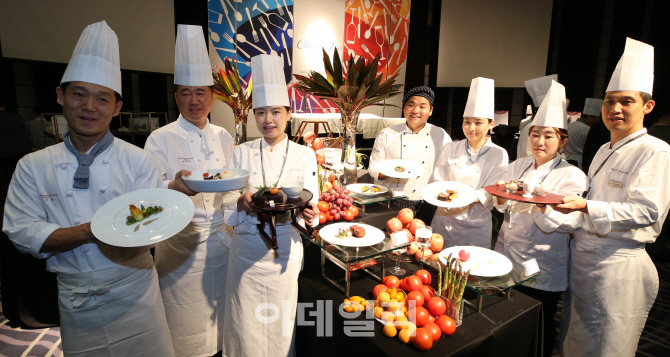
[145,117,234,356]
[561,238,658,357]
[154,223,230,357]
[58,252,175,357]
[430,139,508,248]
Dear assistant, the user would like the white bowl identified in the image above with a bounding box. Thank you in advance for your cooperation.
[182,168,250,193]
[282,180,304,198]
[535,185,550,196]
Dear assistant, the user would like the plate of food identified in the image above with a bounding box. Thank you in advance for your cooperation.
[376,159,424,179]
[484,184,564,205]
[439,246,513,278]
[346,183,388,196]
[318,223,386,247]
[91,188,195,247]
[182,168,250,193]
[421,181,476,208]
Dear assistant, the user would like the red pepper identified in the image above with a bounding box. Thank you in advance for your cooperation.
[203,173,209,178]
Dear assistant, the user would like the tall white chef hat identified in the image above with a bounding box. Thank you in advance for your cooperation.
[525,74,558,108]
[61,21,122,95]
[174,24,214,86]
[583,98,604,116]
[526,105,533,116]
[463,77,494,120]
[530,80,567,130]
[251,54,289,109]
[606,37,654,95]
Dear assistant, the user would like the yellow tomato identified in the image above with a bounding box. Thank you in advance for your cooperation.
[383,322,398,338]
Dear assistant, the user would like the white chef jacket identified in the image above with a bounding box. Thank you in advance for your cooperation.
[144,115,234,245]
[516,124,532,159]
[369,122,451,200]
[535,129,670,356]
[221,135,318,357]
[2,138,175,357]
[519,116,533,132]
[3,138,161,272]
[430,138,508,248]
[566,118,590,167]
[144,115,234,357]
[494,155,587,291]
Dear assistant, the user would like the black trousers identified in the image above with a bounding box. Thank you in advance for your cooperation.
[515,285,563,357]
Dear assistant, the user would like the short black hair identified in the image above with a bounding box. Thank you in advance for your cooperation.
[640,92,653,104]
[60,82,122,103]
[253,106,291,114]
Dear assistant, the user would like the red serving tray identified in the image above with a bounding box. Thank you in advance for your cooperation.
[484,185,565,205]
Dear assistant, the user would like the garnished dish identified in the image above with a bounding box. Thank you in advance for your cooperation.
[361,185,382,193]
[437,189,459,202]
[127,204,164,231]
[203,170,234,180]
[394,166,405,172]
[337,225,366,238]
[439,246,512,278]
[504,181,519,192]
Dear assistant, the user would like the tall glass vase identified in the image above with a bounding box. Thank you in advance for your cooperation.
[234,113,248,146]
[340,111,360,185]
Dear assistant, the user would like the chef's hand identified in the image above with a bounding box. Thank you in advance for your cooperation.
[495,180,508,205]
[40,222,96,254]
[169,170,198,196]
[237,191,255,213]
[300,201,319,223]
[553,195,588,214]
[378,173,389,180]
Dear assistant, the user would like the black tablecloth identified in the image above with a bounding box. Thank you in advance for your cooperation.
[296,204,542,357]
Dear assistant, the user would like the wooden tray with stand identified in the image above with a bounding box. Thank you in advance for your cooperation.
[484,185,565,205]
[249,189,314,250]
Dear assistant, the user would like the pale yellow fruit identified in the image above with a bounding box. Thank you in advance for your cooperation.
[388,299,400,312]
[378,292,391,303]
[394,315,409,329]
[406,322,417,334]
[373,307,384,319]
[398,328,412,344]
[383,322,397,338]
[381,311,395,323]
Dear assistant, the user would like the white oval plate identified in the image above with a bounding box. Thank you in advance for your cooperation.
[346,183,388,196]
[377,159,424,179]
[182,168,250,193]
[439,246,513,278]
[422,181,477,208]
[319,223,386,247]
[91,188,195,248]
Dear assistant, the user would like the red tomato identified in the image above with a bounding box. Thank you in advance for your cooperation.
[349,206,359,217]
[428,311,437,324]
[398,277,407,292]
[427,297,447,316]
[423,322,442,342]
[326,213,334,221]
[419,285,434,301]
[405,276,423,292]
[415,269,432,285]
[409,306,430,327]
[406,291,424,310]
[412,328,434,351]
[436,315,457,336]
[372,284,387,299]
[342,210,355,221]
[317,201,330,213]
[383,275,400,289]
[318,212,327,224]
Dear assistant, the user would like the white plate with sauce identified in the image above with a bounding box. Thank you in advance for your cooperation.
[439,246,513,278]
[91,188,194,247]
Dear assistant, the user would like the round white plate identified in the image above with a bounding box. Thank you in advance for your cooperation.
[91,188,195,248]
[182,168,250,193]
[439,246,513,278]
[346,183,388,196]
[422,181,477,208]
[377,159,424,179]
[319,223,386,247]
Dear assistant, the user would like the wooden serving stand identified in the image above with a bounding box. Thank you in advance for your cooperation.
[249,189,315,250]
[484,185,565,205]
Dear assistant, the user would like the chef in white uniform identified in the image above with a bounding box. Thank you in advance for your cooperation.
[221,54,319,357]
[495,80,587,357]
[519,105,534,132]
[430,78,508,248]
[144,25,234,357]
[566,98,603,168]
[543,38,670,357]
[2,21,175,357]
[517,75,558,159]
[368,86,451,220]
